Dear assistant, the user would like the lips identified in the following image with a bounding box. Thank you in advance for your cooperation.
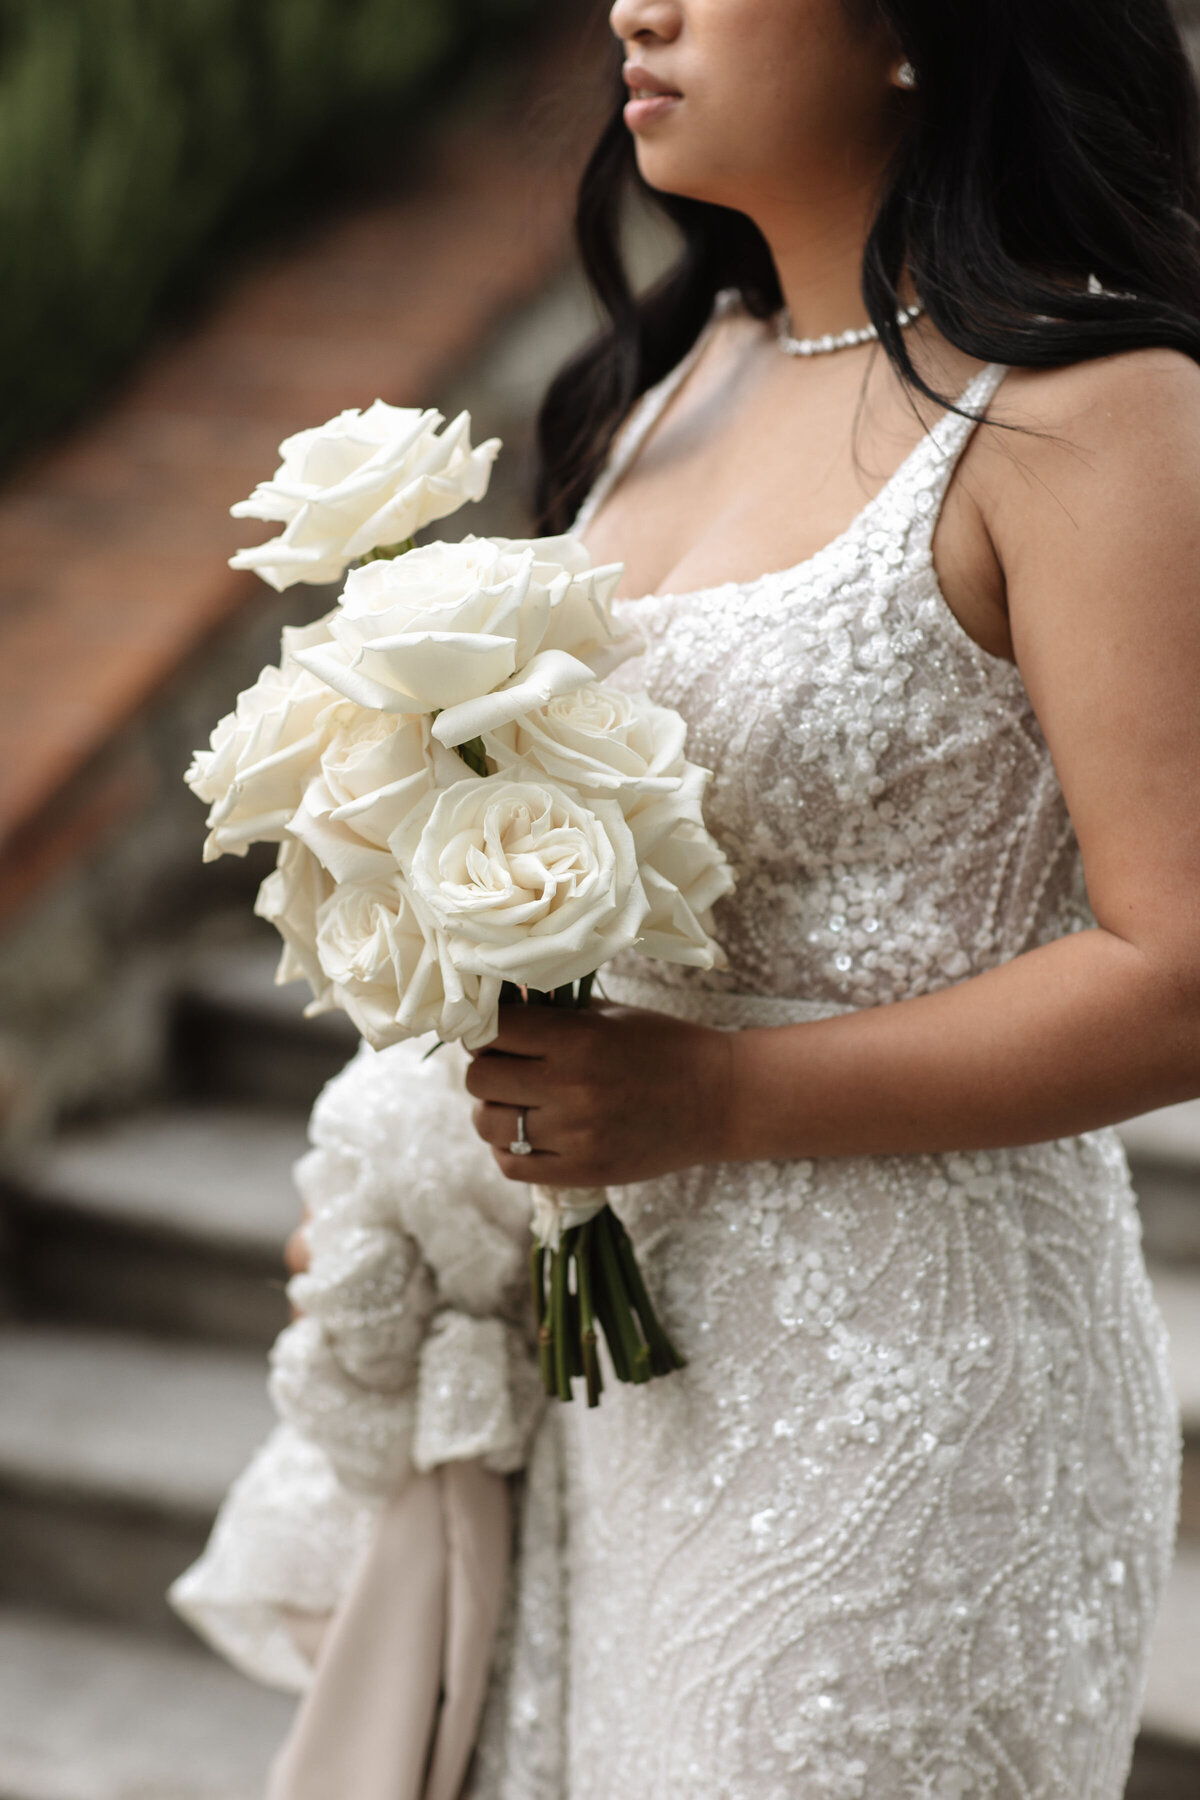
[622,62,682,101]
[622,61,683,131]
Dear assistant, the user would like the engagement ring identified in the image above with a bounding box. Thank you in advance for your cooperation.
[509,1108,533,1157]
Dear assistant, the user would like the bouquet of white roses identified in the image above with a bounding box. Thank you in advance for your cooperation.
[188,400,734,1406]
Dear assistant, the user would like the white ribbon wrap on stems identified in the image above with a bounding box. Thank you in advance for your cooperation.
[529,1183,608,1251]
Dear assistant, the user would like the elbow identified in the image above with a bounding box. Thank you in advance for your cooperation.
[1139,945,1200,1098]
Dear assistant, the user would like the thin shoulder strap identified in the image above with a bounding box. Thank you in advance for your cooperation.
[570,291,739,538]
[906,361,1009,545]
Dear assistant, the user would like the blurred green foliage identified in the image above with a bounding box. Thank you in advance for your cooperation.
[0,0,542,468]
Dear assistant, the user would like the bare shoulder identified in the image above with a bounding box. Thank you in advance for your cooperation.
[980,348,1200,548]
[995,346,1200,439]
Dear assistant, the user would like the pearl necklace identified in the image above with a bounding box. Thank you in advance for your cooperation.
[775,300,924,358]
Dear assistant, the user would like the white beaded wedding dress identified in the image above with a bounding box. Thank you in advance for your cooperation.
[174,304,1180,1800]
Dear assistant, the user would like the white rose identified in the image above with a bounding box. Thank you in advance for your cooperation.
[488,535,632,674]
[636,810,736,967]
[254,837,337,1011]
[314,873,501,1049]
[486,685,734,968]
[287,709,463,885]
[393,770,649,991]
[229,403,500,591]
[482,682,687,797]
[618,764,735,967]
[293,535,630,748]
[185,657,345,860]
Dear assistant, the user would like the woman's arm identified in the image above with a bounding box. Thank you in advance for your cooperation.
[730,347,1200,1156]
[467,349,1200,1184]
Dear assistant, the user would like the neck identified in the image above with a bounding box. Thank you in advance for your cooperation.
[749,164,910,341]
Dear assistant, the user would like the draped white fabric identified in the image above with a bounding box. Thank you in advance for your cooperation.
[169,1032,544,1693]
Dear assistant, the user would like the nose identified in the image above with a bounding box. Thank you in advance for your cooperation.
[609,0,681,46]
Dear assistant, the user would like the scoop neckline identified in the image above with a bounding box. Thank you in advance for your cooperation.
[609,418,937,610]
[581,285,1006,612]
[611,527,1022,676]
[607,359,1001,612]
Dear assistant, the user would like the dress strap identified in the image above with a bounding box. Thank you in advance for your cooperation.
[569,290,740,538]
[904,361,1010,549]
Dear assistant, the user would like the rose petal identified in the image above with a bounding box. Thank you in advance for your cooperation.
[354,630,519,712]
[293,642,423,714]
[431,649,596,747]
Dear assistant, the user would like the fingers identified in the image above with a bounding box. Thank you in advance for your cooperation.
[471,1099,543,1151]
[492,1144,590,1186]
[472,1098,564,1184]
[284,1220,311,1320]
[465,1050,547,1105]
[471,1001,588,1058]
[283,1220,311,1277]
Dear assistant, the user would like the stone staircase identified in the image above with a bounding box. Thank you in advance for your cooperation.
[0,919,1197,1797]
[0,916,357,1798]
[0,143,637,1794]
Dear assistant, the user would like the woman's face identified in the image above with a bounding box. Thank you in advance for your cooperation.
[608,0,904,215]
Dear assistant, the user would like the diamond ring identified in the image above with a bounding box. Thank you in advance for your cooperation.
[509,1108,534,1157]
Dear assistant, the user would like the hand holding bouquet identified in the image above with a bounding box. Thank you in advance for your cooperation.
[188,401,734,1406]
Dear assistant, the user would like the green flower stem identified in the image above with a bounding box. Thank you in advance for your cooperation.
[566,1267,585,1381]
[360,536,416,563]
[594,1206,651,1384]
[588,1240,631,1385]
[454,735,489,778]
[608,1207,687,1377]
[531,1244,555,1397]
[577,1218,603,1408]
[550,1234,573,1402]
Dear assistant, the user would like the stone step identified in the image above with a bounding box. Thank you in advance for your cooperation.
[1151,1266,1200,1541]
[1140,1541,1200,1768]
[1119,1101,1200,1266]
[0,1604,294,1800]
[171,931,359,1112]
[1120,1100,1200,1172]
[0,1325,273,1634]
[1126,1733,1200,1800]
[3,1105,309,1349]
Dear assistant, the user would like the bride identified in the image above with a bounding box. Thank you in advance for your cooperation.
[180,0,1200,1794]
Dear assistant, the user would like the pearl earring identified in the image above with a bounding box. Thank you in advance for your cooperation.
[896,60,917,90]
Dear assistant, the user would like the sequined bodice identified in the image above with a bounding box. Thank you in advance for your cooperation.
[576,349,1091,1010]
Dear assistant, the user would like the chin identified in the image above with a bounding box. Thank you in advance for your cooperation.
[632,146,721,207]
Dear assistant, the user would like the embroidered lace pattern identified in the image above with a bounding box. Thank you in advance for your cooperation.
[469,326,1181,1798]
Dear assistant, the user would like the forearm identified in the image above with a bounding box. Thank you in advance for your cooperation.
[723,928,1200,1161]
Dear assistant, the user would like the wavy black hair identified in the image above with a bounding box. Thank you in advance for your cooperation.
[534,0,1200,533]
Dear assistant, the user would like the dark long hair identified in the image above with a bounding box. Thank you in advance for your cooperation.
[534,0,1200,533]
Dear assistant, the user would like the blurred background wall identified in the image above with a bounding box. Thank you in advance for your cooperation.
[0,0,545,471]
[0,4,1196,1797]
